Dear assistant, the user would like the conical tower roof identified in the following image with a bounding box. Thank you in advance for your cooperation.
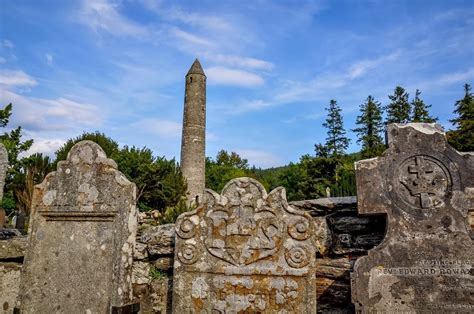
[186,58,206,76]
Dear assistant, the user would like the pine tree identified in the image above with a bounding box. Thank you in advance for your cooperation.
[385,86,411,124]
[352,95,385,157]
[411,89,437,122]
[322,99,350,157]
[447,84,474,151]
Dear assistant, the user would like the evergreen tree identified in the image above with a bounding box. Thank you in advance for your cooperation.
[386,86,411,124]
[352,95,385,157]
[322,99,350,157]
[447,84,474,151]
[411,89,437,122]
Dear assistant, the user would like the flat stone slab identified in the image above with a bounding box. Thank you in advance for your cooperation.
[173,177,318,313]
[351,123,474,312]
[18,141,138,313]
[0,235,27,259]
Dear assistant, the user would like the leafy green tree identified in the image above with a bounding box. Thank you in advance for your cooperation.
[322,99,350,157]
[411,89,437,122]
[0,103,34,216]
[215,150,249,169]
[447,84,474,151]
[277,162,309,201]
[15,153,53,216]
[55,131,120,164]
[114,146,186,212]
[205,150,253,192]
[353,95,385,158]
[386,86,411,124]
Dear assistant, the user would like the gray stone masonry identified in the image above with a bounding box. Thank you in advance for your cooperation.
[2,195,392,313]
[17,141,138,313]
[172,177,318,313]
[180,59,206,205]
[0,144,8,229]
[351,123,474,312]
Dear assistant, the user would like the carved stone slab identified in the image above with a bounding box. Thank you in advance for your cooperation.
[18,141,138,313]
[173,177,318,313]
[352,124,474,312]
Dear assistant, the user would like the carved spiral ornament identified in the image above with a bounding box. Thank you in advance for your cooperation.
[285,246,309,268]
[288,217,310,240]
[176,217,197,239]
[178,243,199,264]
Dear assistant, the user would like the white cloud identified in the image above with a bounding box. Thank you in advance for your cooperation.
[45,53,53,65]
[348,51,401,79]
[23,137,65,158]
[276,52,403,104]
[2,40,14,49]
[79,0,148,37]
[0,57,6,64]
[206,54,274,71]
[140,1,233,32]
[235,149,282,168]
[224,99,273,115]
[0,70,37,87]
[0,90,102,131]
[435,68,474,86]
[206,66,264,87]
[131,118,182,138]
[170,27,215,48]
[206,131,218,141]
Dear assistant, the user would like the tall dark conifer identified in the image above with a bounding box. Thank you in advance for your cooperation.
[385,86,411,124]
[447,84,474,151]
[323,99,350,157]
[353,95,385,157]
[411,89,437,122]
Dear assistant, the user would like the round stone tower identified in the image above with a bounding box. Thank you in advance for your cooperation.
[180,59,206,205]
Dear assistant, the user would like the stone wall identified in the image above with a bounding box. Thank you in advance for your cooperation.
[0,230,26,314]
[2,197,472,313]
[130,196,387,313]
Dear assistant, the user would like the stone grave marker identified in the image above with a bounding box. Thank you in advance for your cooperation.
[17,141,139,313]
[0,143,8,228]
[352,123,474,312]
[173,177,318,313]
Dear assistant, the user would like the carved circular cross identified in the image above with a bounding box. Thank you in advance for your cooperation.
[391,155,452,217]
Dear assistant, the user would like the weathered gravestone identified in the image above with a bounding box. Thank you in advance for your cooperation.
[17,141,139,313]
[352,123,474,312]
[173,177,318,313]
[0,143,8,228]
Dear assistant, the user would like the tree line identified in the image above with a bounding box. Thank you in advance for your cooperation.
[1,84,472,225]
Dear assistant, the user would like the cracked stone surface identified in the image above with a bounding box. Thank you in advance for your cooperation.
[17,141,138,313]
[351,123,474,312]
[173,177,318,313]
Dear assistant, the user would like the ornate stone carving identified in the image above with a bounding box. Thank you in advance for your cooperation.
[173,177,318,313]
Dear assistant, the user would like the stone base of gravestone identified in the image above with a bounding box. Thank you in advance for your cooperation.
[351,123,474,312]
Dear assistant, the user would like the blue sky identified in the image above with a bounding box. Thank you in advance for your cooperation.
[1,0,473,168]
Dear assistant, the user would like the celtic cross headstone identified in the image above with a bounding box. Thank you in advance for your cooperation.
[351,123,474,312]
